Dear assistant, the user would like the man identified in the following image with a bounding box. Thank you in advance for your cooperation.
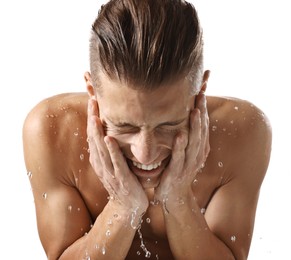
[22,0,272,259]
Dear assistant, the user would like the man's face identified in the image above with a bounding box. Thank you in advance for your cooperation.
[96,73,196,189]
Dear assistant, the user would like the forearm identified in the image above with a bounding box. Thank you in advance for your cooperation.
[163,195,235,260]
[59,200,141,260]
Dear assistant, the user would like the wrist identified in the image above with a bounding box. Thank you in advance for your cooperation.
[160,189,194,215]
[107,199,148,229]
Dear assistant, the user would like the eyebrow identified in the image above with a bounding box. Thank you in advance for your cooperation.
[157,117,188,127]
[105,117,188,128]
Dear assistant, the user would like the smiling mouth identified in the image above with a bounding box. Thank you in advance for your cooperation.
[132,161,162,171]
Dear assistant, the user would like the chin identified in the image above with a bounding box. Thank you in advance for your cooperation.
[139,177,160,189]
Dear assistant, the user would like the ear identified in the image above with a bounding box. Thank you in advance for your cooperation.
[200,70,211,94]
[84,71,95,98]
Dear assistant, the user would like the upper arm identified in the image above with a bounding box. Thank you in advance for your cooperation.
[22,102,92,259]
[205,103,272,259]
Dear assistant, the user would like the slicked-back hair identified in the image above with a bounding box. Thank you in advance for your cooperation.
[90,0,204,93]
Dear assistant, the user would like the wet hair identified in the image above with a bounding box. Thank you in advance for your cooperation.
[89,0,204,93]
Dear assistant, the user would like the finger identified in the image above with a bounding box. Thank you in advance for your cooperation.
[87,99,102,175]
[104,136,131,193]
[162,132,187,184]
[196,94,210,160]
[185,108,201,168]
[87,98,115,178]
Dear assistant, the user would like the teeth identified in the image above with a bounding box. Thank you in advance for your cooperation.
[132,161,162,171]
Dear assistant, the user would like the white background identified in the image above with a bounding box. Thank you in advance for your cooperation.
[0,0,290,259]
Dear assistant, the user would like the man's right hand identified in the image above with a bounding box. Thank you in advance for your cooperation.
[86,97,149,223]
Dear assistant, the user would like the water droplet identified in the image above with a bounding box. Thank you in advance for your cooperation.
[201,208,206,214]
[145,251,151,258]
[27,171,33,179]
[77,208,81,211]
[106,230,111,236]
[150,198,160,206]
[74,131,79,136]
[212,125,217,131]
[137,251,141,255]
[146,218,151,224]
[107,195,115,201]
[193,179,198,185]
[230,120,234,124]
[80,154,84,161]
[113,213,119,218]
[177,197,185,205]
[234,106,239,110]
[146,178,151,183]
[101,246,106,255]
[68,205,73,212]
[42,193,48,199]
[46,114,57,118]
[218,161,223,167]
[231,235,236,242]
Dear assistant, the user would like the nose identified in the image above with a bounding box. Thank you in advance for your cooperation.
[131,130,159,164]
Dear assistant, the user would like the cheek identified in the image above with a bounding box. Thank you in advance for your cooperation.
[107,134,132,153]
[155,131,176,149]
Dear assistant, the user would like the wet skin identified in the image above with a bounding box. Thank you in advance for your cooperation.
[23,77,272,259]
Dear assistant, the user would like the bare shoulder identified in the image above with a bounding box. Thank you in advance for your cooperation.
[207,95,272,184]
[23,92,88,133]
[23,92,88,140]
[22,92,89,178]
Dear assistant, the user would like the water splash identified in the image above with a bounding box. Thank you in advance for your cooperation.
[130,207,143,230]
[137,227,151,258]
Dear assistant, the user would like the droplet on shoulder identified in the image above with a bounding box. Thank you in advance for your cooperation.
[27,171,33,179]
[106,229,111,236]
